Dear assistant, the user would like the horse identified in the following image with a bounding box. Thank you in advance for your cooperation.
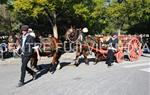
[10,33,63,74]
[66,28,117,66]
[93,35,111,64]
[65,28,96,66]
[29,35,63,74]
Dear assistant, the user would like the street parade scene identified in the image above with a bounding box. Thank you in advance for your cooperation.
[0,0,150,95]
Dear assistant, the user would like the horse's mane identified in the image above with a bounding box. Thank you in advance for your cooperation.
[65,28,81,42]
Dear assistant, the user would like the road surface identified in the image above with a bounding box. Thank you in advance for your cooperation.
[0,53,149,95]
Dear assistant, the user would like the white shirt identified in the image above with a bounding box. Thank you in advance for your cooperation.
[21,33,29,52]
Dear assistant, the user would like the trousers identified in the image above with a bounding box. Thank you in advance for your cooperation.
[20,55,34,82]
[106,49,115,66]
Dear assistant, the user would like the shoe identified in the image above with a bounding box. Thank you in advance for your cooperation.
[32,72,37,80]
[74,63,79,67]
[107,64,113,68]
[17,82,24,87]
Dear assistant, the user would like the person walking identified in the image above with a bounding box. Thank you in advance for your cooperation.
[105,32,119,67]
[17,25,37,87]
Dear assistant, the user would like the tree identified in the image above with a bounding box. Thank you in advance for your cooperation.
[13,0,86,38]
[0,0,12,34]
[103,0,150,34]
[10,0,150,36]
[73,0,106,34]
[0,0,8,4]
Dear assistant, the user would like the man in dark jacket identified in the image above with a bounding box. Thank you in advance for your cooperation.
[106,32,119,67]
[17,25,37,87]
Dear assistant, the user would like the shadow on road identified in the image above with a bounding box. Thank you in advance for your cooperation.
[26,57,105,83]
[73,58,98,66]
[59,62,72,69]
[34,62,74,80]
[22,62,73,85]
[24,79,34,85]
[36,64,50,79]
[141,54,150,58]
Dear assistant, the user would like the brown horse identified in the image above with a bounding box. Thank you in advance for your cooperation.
[30,36,63,74]
[66,28,117,66]
[75,35,97,66]
[93,35,110,64]
[65,28,96,66]
[10,34,63,74]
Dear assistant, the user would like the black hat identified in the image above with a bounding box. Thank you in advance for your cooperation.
[21,25,29,31]
[112,32,118,36]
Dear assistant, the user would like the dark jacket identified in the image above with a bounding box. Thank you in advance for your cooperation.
[21,35,35,56]
[107,37,119,49]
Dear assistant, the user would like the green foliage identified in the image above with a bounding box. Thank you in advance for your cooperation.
[0,4,11,33]
[73,4,90,20]
[102,0,150,34]
[14,0,45,17]
[0,0,8,4]
[72,0,106,34]
[1,0,150,36]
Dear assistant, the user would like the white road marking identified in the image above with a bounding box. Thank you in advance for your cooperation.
[123,63,150,68]
[140,68,150,72]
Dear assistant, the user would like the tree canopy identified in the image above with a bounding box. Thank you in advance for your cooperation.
[0,0,149,37]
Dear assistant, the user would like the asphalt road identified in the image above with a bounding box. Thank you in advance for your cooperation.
[0,53,150,95]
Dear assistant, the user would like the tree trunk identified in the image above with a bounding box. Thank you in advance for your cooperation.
[53,13,58,38]
[44,9,58,39]
[117,28,121,35]
[53,24,58,38]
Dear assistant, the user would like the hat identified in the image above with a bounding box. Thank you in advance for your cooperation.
[82,27,88,33]
[21,25,29,31]
[112,32,118,36]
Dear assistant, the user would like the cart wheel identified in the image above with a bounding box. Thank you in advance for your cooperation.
[115,51,124,63]
[128,37,142,61]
